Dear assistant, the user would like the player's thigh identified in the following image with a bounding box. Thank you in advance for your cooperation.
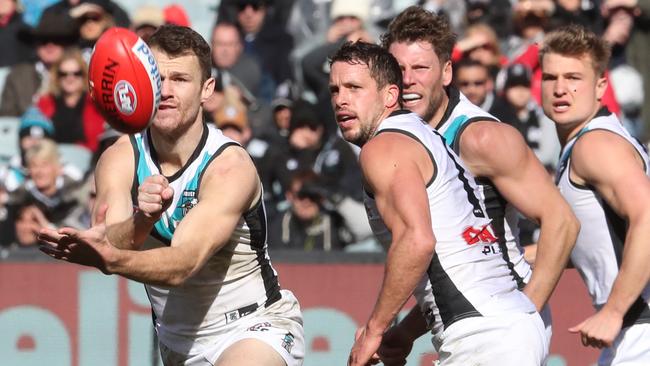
[214,338,286,366]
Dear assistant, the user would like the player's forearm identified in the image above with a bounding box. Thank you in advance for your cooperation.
[524,209,579,310]
[603,221,650,317]
[367,233,433,336]
[106,211,156,250]
[105,245,197,286]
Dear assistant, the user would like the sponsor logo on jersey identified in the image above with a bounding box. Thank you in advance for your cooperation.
[462,224,497,245]
[247,322,272,332]
[114,80,137,115]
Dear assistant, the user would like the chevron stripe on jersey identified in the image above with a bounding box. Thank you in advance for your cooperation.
[556,108,650,327]
[363,111,535,336]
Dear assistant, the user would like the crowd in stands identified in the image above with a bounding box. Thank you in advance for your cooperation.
[1,0,648,257]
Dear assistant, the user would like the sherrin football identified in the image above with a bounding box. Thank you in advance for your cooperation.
[88,27,161,134]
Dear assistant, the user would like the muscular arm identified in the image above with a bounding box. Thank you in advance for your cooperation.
[104,146,260,286]
[93,136,155,250]
[572,131,650,323]
[460,121,579,310]
[360,133,435,336]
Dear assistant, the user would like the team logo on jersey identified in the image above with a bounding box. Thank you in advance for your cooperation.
[178,190,198,215]
[462,224,497,245]
[281,332,295,353]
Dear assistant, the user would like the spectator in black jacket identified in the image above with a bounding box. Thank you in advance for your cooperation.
[0,0,33,67]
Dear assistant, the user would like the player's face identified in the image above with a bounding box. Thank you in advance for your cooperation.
[541,52,607,135]
[388,41,451,124]
[152,49,213,133]
[329,61,390,146]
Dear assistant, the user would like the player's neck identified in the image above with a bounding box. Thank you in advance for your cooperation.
[150,120,205,175]
[428,92,449,128]
[556,106,601,147]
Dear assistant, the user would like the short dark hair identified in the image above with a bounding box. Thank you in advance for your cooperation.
[329,41,403,102]
[381,6,456,63]
[540,24,611,77]
[147,25,212,82]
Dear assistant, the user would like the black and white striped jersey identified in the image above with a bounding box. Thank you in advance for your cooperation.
[556,108,650,327]
[435,88,530,289]
[364,111,535,336]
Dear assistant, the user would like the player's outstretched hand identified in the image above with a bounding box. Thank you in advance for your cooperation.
[569,307,623,349]
[348,327,381,366]
[377,324,414,366]
[138,175,174,220]
[38,205,114,274]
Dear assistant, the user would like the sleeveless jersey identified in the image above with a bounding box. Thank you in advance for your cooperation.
[364,111,535,336]
[435,87,530,289]
[556,108,650,327]
[129,124,282,348]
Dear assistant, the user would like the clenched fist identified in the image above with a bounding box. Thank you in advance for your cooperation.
[138,175,174,220]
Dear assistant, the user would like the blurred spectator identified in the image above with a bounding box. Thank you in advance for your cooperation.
[420,0,466,36]
[9,139,88,241]
[0,10,78,116]
[549,0,602,31]
[0,0,33,67]
[69,0,116,61]
[35,47,104,152]
[131,4,163,42]
[268,170,351,251]
[454,58,496,112]
[0,107,82,193]
[505,0,554,60]
[302,0,372,136]
[490,63,559,167]
[231,0,294,104]
[610,64,645,138]
[213,86,251,145]
[265,100,364,220]
[13,204,49,247]
[600,0,650,141]
[42,0,129,28]
[163,4,190,27]
[464,0,513,39]
[211,21,261,103]
[452,22,507,79]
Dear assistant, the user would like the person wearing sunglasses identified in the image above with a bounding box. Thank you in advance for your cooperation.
[69,0,116,62]
[35,47,104,153]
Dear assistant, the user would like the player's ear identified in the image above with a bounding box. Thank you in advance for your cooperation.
[595,73,607,102]
[442,60,453,87]
[201,77,215,103]
[385,83,399,109]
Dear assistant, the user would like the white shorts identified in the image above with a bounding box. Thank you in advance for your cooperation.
[598,323,650,366]
[539,303,553,347]
[158,290,304,366]
[433,311,548,366]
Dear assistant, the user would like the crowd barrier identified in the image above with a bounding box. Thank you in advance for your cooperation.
[0,251,599,365]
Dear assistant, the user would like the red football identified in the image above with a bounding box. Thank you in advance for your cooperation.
[88,27,161,134]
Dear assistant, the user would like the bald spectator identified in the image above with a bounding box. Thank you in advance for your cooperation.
[1,11,78,116]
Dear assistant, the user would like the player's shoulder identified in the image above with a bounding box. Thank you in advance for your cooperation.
[202,144,258,184]
[572,129,642,179]
[96,135,134,169]
[461,120,524,156]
